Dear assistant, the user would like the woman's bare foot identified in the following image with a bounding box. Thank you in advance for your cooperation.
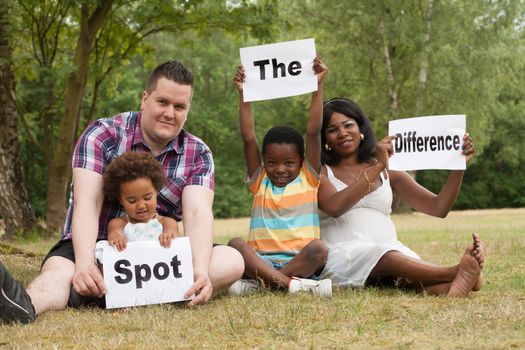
[471,233,484,291]
[448,236,483,297]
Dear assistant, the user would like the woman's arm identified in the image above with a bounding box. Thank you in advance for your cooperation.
[318,162,385,217]
[389,133,476,218]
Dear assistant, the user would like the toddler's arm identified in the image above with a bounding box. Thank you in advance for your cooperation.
[107,217,128,251]
[306,56,328,173]
[158,216,179,248]
[234,64,261,178]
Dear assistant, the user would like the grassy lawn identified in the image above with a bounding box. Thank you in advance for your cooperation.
[1,208,524,349]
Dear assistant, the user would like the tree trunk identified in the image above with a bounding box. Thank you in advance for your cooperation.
[0,0,36,239]
[415,0,434,116]
[378,16,398,119]
[45,1,113,233]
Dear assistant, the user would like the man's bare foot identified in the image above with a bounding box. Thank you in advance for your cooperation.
[448,242,482,297]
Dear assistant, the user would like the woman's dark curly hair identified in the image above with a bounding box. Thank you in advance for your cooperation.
[103,151,165,203]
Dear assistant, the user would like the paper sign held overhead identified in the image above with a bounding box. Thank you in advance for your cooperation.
[240,38,317,102]
[388,115,466,171]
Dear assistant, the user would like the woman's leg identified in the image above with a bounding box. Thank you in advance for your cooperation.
[369,233,484,297]
[228,237,291,289]
[280,239,328,278]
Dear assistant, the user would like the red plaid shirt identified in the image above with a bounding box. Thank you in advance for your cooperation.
[61,111,214,240]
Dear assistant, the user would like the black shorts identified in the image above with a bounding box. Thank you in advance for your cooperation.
[42,240,76,267]
[42,240,106,308]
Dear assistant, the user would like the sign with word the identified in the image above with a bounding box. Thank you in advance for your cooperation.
[240,38,317,102]
[388,115,466,171]
[103,238,194,309]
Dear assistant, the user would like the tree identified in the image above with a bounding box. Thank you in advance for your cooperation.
[11,0,279,232]
[0,0,36,239]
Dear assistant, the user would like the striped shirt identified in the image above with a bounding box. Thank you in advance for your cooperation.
[61,111,214,240]
[247,161,320,255]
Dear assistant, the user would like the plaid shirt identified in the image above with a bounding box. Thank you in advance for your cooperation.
[61,111,214,240]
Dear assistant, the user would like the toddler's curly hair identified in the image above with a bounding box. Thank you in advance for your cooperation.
[103,151,165,202]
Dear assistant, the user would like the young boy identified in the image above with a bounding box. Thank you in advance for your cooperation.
[228,57,332,297]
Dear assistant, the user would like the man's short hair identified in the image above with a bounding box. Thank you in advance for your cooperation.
[146,60,193,93]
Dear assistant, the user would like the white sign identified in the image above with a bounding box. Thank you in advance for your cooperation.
[240,38,317,102]
[103,238,194,309]
[388,115,466,171]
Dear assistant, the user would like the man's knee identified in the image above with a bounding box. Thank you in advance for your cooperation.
[40,256,75,276]
[209,245,244,291]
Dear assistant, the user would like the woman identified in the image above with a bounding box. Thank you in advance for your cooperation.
[317,97,484,297]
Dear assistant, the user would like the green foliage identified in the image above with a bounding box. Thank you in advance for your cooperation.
[8,0,525,220]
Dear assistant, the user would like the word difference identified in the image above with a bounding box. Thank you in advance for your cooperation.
[114,255,183,289]
[253,58,302,80]
[394,131,461,153]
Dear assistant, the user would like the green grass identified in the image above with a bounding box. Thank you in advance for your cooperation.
[1,208,525,349]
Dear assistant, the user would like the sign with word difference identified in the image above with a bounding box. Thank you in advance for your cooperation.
[103,238,194,309]
[388,115,466,171]
[240,38,317,102]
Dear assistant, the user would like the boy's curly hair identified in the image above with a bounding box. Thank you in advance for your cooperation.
[103,151,166,203]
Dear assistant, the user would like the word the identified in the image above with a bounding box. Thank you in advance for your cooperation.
[394,131,461,153]
[114,255,183,289]
[253,58,302,80]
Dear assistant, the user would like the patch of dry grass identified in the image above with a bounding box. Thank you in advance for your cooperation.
[1,208,524,349]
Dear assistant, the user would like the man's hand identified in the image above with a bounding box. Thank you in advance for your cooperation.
[184,270,213,306]
[72,262,106,297]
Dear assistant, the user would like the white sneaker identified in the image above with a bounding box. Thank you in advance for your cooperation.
[227,279,260,296]
[288,277,332,298]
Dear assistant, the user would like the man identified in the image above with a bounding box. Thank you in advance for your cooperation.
[0,61,244,324]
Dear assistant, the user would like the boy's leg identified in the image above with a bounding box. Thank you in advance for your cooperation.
[228,238,291,289]
[280,239,328,278]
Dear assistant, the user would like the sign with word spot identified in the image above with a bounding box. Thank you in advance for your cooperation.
[103,238,194,309]
[240,38,317,102]
[388,115,466,171]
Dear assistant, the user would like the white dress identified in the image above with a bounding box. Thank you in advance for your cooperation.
[319,165,420,287]
[94,217,163,263]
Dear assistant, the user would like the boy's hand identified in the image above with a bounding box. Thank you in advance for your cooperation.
[108,231,127,251]
[313,56,328,83]
[159,231,177,248]
[233,65,245,92]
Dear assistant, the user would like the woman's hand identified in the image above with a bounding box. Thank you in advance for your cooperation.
[462,133,476,164]
[376,135,397,170]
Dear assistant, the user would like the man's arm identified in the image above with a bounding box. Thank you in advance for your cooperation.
[71,167,107,297]
[181,185,214,305]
